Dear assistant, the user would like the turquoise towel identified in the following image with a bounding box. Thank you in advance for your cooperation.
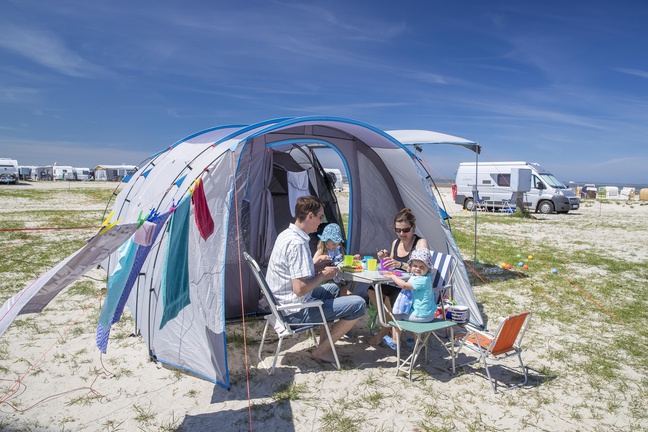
[159,197,191,329]
[99,239,138,329]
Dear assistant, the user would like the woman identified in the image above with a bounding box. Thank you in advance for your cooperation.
[367,208,428,347]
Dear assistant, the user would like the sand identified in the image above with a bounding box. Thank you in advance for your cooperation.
[0,181,647,431]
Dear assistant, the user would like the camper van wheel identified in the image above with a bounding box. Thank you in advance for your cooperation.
[464,199,475,211]
[537,201,554,214]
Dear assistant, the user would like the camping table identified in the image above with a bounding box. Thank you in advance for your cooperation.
[339,267,457,376]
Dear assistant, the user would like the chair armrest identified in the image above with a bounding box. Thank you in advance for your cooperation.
[276,300,324,311]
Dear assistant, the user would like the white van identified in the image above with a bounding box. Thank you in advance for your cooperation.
[454,161,580,214]
[324,168,344,192]
[0,158,19,184]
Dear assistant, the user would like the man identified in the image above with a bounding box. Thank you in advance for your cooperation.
[266,195,366,364]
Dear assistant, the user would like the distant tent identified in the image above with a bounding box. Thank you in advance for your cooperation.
[1,116,482,390]
[94,164,137,182]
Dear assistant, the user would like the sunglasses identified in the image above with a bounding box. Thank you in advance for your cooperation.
[394,227,412,233]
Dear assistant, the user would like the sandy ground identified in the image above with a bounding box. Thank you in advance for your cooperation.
[0,181,647,431]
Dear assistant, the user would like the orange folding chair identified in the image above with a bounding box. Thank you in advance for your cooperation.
[456,311,532,393]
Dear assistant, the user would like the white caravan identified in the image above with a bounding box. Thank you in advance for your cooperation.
[0,159,19,184]
[454,161,580,214]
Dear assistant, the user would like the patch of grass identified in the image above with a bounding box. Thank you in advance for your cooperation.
[361,391,384,409]
[320,406,363,432]
[133,403,156,425]
[66,281,99,297]
[272,382,308,402]
[66,393,101,406]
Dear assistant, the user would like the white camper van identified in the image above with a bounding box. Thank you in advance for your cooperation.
[0,158,19,184]
[454,161,580,214]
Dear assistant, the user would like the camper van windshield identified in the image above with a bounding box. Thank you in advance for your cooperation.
[539,173,566,189]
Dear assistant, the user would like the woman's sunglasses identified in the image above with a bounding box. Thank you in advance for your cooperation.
[394,227,412,233]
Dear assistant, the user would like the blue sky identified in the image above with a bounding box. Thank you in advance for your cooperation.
[1,1,647,184]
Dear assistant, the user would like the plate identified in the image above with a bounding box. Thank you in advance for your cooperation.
[339,265,363,273]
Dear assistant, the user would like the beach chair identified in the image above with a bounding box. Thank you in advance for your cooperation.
[471,190,487,211]
[388,250,459,381]
[501,192,517,213]
[243,252,340,374]
[455,311,532,393]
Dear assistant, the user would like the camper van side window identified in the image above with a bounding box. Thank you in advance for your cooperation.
[496,174,511,187]
[481,179,491,184]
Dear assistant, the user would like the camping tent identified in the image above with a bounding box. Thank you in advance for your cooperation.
[1,116,482,390]
[104,116,482,388]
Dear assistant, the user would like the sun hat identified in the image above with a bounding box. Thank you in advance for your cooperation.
[408,249,433,270]
[318,223,343,243]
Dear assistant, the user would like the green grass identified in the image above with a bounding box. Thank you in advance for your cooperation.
[449,210,648,389]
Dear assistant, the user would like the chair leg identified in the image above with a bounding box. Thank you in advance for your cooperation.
[258,320,271,370]
[482,356,498,393]
[320,322,340,371]
[501,352,528,392]
[269,336,284,375]
[310,328,318,347]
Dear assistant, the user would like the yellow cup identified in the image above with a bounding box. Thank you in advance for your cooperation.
[367,259,377,271]
[344,255,354,266]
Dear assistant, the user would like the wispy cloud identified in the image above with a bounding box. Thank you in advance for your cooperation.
[0,24,103,77]
[615,68,648,79]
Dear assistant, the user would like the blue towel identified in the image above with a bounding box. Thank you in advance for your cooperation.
[111,211,171,326]
[96,238,138,353]
[159,197,192,330]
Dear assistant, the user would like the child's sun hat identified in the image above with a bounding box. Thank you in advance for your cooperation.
[408,248,433,270]
[318,223,343,243]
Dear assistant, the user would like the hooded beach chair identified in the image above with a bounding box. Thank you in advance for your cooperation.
[243,252,340,374]
[455,310,532,393]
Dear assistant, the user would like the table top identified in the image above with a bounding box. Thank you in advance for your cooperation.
[339,268,410,283]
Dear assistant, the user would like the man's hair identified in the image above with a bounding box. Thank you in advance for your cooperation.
[295,195,324,222]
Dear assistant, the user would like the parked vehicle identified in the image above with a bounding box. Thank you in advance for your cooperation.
[0,158,19,184]
[454,161,580,214]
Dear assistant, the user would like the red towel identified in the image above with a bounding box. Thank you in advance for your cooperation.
[191,178,214,240]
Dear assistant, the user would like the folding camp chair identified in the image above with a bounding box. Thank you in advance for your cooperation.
[388,250,459,381]
[471,190,487,212]
[243,252,340,374]
[455,311,532,393]
[501,192,517,213]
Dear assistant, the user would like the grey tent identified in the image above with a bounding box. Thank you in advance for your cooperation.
[0,116,482,389]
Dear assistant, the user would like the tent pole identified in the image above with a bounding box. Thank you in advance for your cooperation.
[473,150,478,261]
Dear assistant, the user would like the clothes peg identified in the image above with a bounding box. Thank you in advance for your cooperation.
[98,211,121,235]
[136,210,147,229]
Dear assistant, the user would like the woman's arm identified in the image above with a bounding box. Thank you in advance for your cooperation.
[415,237,429,250]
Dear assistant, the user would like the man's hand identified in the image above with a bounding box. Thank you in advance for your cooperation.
[314,258,334,272]
[319,265,338,279]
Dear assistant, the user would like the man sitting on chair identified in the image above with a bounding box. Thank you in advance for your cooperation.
[266,195,366,364]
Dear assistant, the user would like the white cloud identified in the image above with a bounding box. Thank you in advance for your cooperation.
[615,68,648,79]
[0,24,103,77]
